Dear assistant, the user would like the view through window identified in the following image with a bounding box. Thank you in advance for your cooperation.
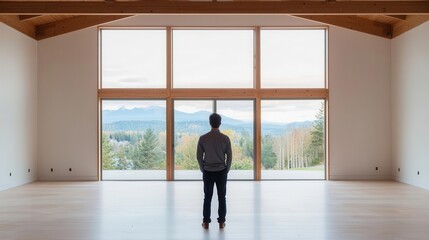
[101,100,166,180]
[100,28,327,180]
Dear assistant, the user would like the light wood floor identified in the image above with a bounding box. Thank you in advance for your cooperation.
[1,181,429,240]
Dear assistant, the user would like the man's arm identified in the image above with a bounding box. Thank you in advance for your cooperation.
[196,137,204,172]
[225,137,232,172]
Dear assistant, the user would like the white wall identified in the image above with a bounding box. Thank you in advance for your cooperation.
[0,23,38,191]
[391,22,429,190]
[329,26,391,180]
[38,28,98,180]
[37,15,392,181]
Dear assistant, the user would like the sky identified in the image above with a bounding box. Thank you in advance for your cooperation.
[101,28,325,89]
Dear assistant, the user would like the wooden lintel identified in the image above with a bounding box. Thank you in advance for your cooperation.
[386,15,407,20]
[393,15,429,38]
[0,1,429,15]
[0,15,36,39]
[98,89,328,99]
[36,15,132,40]
[295,15,393,39]
[19,15,42,21]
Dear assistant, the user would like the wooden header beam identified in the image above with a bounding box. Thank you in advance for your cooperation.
[296,15,393,39]
[1,1,428,15]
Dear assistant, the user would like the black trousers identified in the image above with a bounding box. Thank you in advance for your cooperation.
[203,168,228,223]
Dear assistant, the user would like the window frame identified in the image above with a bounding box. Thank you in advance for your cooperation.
[98,26,329,181]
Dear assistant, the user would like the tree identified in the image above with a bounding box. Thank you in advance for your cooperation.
[223,129,253,170]
[115,145,133,170]
[175,134,200,170]
[310,103,325,165]
[132,128,165,170]
[262,135,277,169]
[102,133,116,170]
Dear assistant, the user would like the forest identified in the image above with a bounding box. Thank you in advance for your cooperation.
[102,105,324,172]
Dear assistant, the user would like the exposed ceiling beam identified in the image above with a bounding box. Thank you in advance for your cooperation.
[0,15,36,39]
[0,1,428,15]
[19,15,42,21]
[392,15,429,38]
[295,15,393,39]
[385,15,407,21]
[36,15,132,40]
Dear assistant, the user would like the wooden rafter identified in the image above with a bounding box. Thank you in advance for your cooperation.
[19,15,42,21]
[385,15,407,21]
[36,15,132,40]
[0,15,36,38]
[295,15,393,39]
[0,1,428,15]
[392,15,429,38]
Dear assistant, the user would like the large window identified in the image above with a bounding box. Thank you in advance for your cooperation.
[261,29,325,88]
[101,100,166,180]
[101,29,166,88]
[99,28,327,181]
[173,30,254,88]
[173,100,254,180]
[261,100,325,180]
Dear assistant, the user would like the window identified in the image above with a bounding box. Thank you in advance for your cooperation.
[261,100,325,179]
[101,29,166,88]
[173,100,254,180]
[101,100,166,180]
[261,29,325,88]
[99,28,328,180]
[173,30,254,88]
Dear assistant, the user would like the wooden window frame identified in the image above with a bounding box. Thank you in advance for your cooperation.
[97,27,329,181]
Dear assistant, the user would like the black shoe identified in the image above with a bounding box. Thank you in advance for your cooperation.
[202,222,209,229]
[219,222,225,228]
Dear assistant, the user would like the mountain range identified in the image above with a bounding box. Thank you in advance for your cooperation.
[102,106,313,135]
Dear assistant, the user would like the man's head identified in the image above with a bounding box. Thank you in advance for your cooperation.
[209,113,222,129]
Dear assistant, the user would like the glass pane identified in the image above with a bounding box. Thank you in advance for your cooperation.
[217,100,254,180]
[261,100,325,180]
[101,29,166,88]
[173,30,254,88]
[174,100,214,180]
[261,29,325,88]
[102,100,166,180]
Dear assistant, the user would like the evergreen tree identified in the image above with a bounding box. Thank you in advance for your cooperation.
[132,128,164,170]
[262,135,277,169]
[102,133,116,170]
[310,103,325,165]
[115,146,132,170]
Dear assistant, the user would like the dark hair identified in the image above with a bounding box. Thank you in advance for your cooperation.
[209,113,222,128]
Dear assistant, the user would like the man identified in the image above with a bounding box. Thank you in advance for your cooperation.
[197,113,232,229]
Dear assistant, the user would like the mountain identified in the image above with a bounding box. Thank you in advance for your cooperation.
[102,106,315,136]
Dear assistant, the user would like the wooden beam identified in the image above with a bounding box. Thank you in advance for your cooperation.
[295,15,393,39]
[36,15,132,40]
[385,15,407,20]
[0,15,36,39]
[98,89,328,99]
[19,15,42,21]
[392,15,429,38]
[1,1,429,15]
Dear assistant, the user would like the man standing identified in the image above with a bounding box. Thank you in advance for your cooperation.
[197,113,232,229]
